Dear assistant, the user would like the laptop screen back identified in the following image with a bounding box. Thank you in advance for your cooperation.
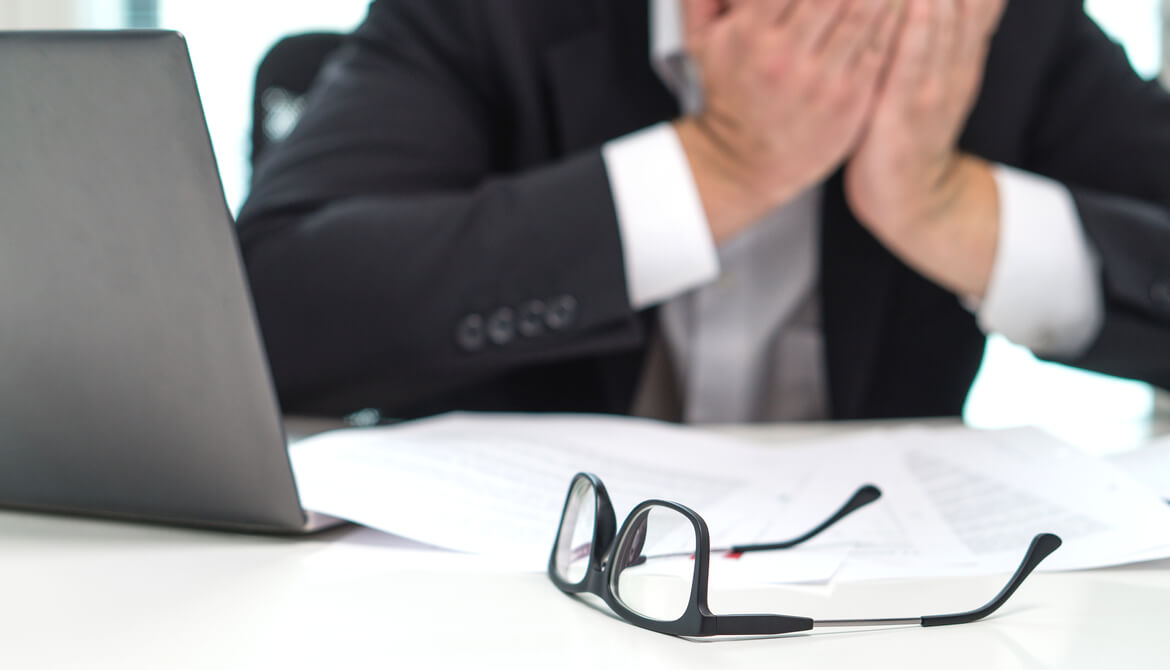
[0,32,307,531]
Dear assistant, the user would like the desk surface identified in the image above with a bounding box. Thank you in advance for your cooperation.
[3,418,1169,670]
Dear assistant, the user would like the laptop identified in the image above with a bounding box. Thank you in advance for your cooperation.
[0,31,340,533]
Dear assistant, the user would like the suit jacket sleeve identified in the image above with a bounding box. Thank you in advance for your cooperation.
[1022,5,1170,390]
[236,1,644,410]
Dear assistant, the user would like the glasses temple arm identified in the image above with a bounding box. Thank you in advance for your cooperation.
[729,484,882,554]
[812,533,1063,629]
[707,614,815,637]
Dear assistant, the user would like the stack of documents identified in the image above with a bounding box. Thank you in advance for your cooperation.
[1110,433,1170,501]
[289,413,1170,583]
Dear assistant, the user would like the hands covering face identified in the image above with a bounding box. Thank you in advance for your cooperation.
[679,0,1008,294]
[845,0,1007,241]
[678,0,904,234]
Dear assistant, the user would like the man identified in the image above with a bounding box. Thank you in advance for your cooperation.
[237,0,1170,422]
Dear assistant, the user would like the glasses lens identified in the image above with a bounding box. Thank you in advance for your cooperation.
[611,505,697,622]
[552,477,597,584]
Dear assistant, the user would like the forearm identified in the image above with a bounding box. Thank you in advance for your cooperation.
[242,152,643,408]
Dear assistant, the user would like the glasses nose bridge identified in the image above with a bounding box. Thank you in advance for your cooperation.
[583,565,610,595]
[584,536,622,593]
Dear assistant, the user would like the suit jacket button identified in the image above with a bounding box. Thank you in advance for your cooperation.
[545,295,578,331]
[518,301,546,337]
[456,314,486,352]
[487,307,516,345]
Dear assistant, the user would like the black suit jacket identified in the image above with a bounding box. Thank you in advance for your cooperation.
[237,0,1170,420]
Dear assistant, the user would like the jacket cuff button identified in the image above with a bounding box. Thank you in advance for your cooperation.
[456,313,486,351]
[487,307,516,345]
[545,295,578,331]
[518,301,546,337]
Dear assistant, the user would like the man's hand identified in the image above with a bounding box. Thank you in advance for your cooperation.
[845,0,1007,297]
[677,0,902,244]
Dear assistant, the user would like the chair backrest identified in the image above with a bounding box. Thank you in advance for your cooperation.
[251,32,345,172]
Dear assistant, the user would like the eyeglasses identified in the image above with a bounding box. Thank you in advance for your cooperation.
[547,472,1062,638]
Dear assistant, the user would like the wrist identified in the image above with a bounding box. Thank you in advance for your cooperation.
[673,118,784,244]
[869,153,991,234]
[916,154,980,228]
[867,153,1000,297]
[924,155,998,234]
[943,156,1000,297]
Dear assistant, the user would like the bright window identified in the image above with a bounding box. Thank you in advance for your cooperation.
[1087,0,1164,78]
[79,0,372,212]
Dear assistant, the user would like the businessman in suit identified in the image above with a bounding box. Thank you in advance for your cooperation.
[237,0,1170,422]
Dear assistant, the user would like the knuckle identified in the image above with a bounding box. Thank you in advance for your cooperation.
[909,0,932,23]
[918,82,944,109]
[844,0,874,26]
[828,81,856,107]
[758,57,790,86]
[793,58,820,84]
[818,84,857,118]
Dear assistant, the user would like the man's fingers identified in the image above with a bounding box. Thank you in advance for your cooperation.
[822,0,895,74]
[782,0,850,52]
[852,0,906,77]
[682,0,728,38]
[747,0,798,24]
[935,0,960,71]
[969,0,1008,36]
[887,0,934,92]
[956,0,1006,57]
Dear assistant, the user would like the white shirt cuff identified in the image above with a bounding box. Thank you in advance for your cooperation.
[602,122,720,309]
[977,164,1104,357]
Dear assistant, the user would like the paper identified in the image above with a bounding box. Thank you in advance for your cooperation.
[289,414,1170,582]
[290,413,828,575]
[766,427,1170,580]
[1110,433,1170,500]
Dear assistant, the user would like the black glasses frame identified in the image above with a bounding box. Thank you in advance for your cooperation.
[548,472,1062,638]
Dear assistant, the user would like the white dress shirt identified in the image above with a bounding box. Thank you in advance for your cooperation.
[602,0,1104,423]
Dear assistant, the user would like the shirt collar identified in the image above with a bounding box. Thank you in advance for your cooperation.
[652,0,686,65]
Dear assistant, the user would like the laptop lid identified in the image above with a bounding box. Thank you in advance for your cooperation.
[0,31,317,533]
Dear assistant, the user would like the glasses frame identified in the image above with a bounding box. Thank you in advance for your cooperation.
[548,472,1062,638]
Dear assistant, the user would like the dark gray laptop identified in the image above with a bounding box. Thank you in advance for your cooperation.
[0,31,339,533]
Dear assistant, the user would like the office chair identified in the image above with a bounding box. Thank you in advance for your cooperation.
[250,32,345,172]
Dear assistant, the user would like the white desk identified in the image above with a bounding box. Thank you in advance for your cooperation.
[3,419,1169,670]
